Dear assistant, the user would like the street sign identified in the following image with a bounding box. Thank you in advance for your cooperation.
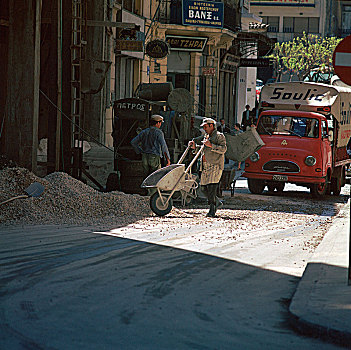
[332,35,351,86]
[182,0,224,29]
[240,58,270,68]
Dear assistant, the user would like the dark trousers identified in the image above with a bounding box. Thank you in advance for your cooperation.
[201,183,218,205]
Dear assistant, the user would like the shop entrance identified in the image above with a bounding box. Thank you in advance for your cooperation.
[167,73,190,90]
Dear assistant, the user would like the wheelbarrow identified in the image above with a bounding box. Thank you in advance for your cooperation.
[141,137,207,216]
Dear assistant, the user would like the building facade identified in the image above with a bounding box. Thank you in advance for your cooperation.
[249,0,326,43]
[325,0,351,38]
[0,0,270,190]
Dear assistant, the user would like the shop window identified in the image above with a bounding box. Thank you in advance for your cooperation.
[123,0,133,12]
[294,17,309,33]
[308,17,319,33]
[122,0,141,15]
[167,73,190,91]
[283,17,319,34]
[342,6,351,35]
[283,17,294,33]
[261,16,279,33]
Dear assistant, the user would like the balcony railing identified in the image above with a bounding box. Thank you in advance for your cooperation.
[156,0,241,33]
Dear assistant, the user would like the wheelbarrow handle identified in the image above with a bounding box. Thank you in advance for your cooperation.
[185,141,206,173]
[177,144,191,164]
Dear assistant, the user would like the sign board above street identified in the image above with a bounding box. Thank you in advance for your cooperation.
[166,35,208,52]
[240,58,270,67]
[332,35,351,86]
[182,0,224,29]
[115,40,143,52]
[220,54,240,73]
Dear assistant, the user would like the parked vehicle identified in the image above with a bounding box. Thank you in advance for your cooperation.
[244,81,351,197]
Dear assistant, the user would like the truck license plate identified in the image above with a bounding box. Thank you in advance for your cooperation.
[272,175,288,181]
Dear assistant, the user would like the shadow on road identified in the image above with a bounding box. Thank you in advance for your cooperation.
[0,226,343,349]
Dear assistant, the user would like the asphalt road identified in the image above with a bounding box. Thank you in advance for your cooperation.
[0,182,348,349]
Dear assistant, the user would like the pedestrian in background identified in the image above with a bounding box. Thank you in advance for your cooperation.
[241,104,255,131]
[218,118,231,134]
[189,118,227,218]
[232,122,242,136]
[131,114,171,194]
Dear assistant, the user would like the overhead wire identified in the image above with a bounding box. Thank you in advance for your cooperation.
[39,89,114,154]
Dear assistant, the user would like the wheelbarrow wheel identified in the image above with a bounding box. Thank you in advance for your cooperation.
[150,192,173,216]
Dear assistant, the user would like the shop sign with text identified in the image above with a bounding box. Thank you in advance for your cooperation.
[240,58,270,67]
[166,35,208,52]
[182,0,224,28]
[221,54,240,73]
[115,40,143,52]
[202,67,216,76]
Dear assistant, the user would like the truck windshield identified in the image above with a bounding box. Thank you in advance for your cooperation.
[257,115,319,138]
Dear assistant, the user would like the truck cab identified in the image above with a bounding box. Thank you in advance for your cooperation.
[244,82,351,197]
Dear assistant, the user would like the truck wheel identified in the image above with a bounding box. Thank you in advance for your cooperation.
[310,181,328,198]
[330,176,342,196]
[248,179,265,195]
[267,181,285,193]
[150,192,173,216]
[275,182,285,193]
[267,183,275,193]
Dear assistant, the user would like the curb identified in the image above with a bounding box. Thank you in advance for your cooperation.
[288,195,351,348]
[289,308,351,348]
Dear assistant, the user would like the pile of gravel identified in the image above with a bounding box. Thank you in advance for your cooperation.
[0,167,151,226]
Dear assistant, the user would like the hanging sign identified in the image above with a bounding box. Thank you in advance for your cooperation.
[115,40,144,52]
[221,54,240,73]
[240,58,271,67]
[145,40,170,59]
[182,0,224,28]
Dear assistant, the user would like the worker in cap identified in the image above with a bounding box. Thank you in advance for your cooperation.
[131,114,171,195]
[189,117,227,217]
[200,117,216,127]
[150,114,164,122]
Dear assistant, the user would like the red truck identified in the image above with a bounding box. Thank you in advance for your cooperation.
[244,81,351,197]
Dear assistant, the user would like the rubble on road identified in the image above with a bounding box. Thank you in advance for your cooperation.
[0,167,151,226]
[0,167,348,247]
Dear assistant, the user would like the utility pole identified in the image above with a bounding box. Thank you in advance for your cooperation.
[56,0,63,171]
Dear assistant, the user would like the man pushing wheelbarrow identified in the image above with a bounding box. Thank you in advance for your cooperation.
[141,117,227,218]
[189,118,227,217]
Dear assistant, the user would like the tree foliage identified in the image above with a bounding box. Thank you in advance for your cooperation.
[269,33,342,82]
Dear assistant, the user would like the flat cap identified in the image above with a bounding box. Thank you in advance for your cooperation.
[200,117,216,127]
[150,114,164,122]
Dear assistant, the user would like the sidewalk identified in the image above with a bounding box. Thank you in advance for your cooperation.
[289,197,351,348]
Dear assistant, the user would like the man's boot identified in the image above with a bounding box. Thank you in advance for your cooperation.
[206,204,216,217]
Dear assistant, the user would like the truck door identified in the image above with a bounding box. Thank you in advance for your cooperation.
[321,119,332,172]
